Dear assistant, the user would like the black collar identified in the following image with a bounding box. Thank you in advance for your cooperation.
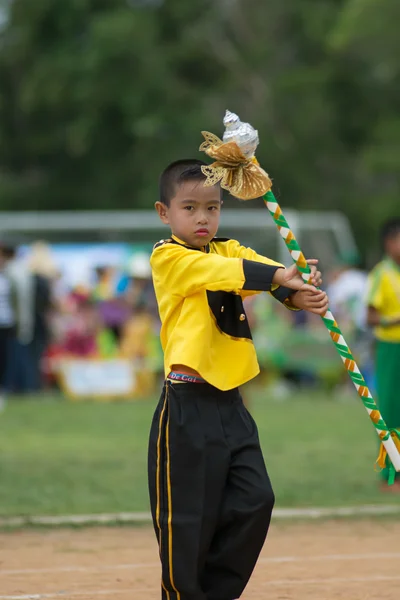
[171,235,210,253]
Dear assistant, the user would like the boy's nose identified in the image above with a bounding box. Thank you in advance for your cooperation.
[197,214,208,224]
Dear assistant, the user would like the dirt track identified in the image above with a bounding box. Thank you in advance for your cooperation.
[1,520,399,599]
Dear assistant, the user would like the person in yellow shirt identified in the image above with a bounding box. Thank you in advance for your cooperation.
[367,217,400,488]
[148,158,329,600]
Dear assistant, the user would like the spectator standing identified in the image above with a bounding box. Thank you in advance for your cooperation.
[0,243,16,408]
[94,265,131,342]
[327,254,368,337]
[327,254,374,391]
[3,241,55,394]
[125,252,158,317]
[5,243,36,394]
[27,242,58,390]
[366,218,400,489]
[119,252,161,395]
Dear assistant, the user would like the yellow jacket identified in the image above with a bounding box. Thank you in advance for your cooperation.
[151,235,297,390]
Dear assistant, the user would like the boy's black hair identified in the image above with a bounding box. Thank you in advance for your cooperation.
[159,158,221,206]
[381,217,400,249]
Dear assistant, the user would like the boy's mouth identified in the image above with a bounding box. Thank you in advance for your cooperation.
[195,229,209,237]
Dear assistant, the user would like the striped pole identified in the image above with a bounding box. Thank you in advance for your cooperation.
[264,190,400,479]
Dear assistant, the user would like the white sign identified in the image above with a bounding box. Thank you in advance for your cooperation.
[59,359,137,400]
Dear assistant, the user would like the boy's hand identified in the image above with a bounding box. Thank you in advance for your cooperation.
[289,289,329,315]
[273,259,322,292]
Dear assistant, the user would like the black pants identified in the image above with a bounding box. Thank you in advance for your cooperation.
[148,380,275,600]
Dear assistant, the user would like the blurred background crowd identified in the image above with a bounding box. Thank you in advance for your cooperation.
[0,235,375,403]
[0,0,399,402]
[0,240,162,401]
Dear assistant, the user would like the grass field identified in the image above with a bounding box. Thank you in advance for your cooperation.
[0,387,398,517]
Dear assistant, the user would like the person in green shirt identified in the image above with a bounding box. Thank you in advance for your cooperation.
[366,218,400,489]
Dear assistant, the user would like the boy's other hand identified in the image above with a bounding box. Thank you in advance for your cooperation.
[274,259,322,292]
[290,289,329,314]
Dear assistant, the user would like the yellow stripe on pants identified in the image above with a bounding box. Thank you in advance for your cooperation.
[156,391,170,598]
[166,409,181,599]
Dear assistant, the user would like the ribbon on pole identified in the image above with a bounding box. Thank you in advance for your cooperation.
[200,110,400,482]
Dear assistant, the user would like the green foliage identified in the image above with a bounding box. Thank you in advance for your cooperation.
[0,0,399,256]
[0,390,395,517]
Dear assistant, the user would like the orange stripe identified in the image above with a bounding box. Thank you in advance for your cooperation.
[166,410,181,599]
[370,410,381,425]
[345,358,355,371]
[156,392,169,595]
[330,331,341,343]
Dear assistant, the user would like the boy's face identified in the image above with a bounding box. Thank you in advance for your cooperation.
[386,231,400,263]
[155,180,222,248]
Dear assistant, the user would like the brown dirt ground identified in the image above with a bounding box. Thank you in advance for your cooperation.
[0,520,399,599]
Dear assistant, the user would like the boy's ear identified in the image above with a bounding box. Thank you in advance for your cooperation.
[155,201,169,225]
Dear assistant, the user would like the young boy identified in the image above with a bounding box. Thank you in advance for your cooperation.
[148,159,328,600]
[366,217,400,488]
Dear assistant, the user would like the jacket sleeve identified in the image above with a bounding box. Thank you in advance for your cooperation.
[222,240,300,310]
[150,242,283,298]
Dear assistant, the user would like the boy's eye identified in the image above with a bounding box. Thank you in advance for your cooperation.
[209,206,218,211]
[184,206,194,211]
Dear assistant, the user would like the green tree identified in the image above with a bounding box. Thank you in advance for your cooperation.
[0,0,398,260]
[329,0,400,258]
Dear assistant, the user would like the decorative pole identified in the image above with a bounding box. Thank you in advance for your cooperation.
[200,110,400,483]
